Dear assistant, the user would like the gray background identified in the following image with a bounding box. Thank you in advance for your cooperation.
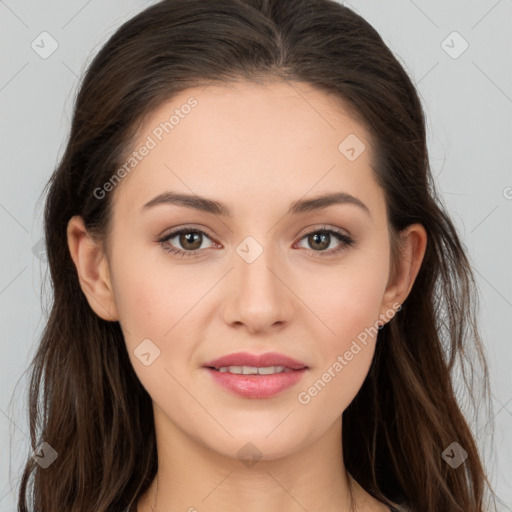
[1,0,511,510]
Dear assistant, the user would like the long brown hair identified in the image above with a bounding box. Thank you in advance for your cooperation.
[17,0,499,511]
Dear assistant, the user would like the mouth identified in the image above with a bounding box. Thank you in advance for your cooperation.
[205,365,303,375]
[203,365,308,399]
[202,351,309,398]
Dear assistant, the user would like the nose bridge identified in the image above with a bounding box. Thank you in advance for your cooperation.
[224,233,292,330]
[235,233,283,300]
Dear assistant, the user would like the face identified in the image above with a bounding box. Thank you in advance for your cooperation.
[93,80,405,460]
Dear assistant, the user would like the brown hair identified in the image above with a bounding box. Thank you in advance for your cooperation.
[17,0,498,511]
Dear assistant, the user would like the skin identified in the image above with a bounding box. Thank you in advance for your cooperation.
[67,80,427,512]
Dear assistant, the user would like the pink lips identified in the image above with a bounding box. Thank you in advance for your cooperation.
[203,351,308,399]
[203,351,307,370]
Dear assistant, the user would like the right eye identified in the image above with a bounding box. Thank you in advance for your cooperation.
[158,227,218,258]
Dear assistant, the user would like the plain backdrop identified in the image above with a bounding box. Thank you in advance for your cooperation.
[1,1,511,510]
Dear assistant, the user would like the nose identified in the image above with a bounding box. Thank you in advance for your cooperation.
[222,241,294,334]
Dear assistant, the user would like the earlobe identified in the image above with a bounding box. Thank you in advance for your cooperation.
[379,223,427,324]
[66,215,119,321]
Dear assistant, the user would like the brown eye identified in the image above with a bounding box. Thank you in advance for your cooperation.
[158,228,215,257]
[178,231,203,250]
[296,228,355,255]
[307,232,331,251]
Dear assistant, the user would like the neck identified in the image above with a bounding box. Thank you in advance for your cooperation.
[136,410,363,512]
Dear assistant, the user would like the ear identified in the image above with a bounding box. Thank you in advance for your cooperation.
[379,223,427,325]
[66,215,119,321]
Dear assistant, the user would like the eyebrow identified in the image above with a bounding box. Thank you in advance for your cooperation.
[141,191,371,218]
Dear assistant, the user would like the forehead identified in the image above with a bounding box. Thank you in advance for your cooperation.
[110,80,380,219]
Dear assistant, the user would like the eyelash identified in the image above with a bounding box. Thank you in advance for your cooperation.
[157,225,355,259]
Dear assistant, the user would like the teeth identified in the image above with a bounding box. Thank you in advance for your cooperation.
[217,365,291,375]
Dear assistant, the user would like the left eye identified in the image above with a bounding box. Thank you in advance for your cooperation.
[295,229,354,254]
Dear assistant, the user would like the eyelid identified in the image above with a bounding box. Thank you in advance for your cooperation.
[157,223,216,240]
[157,223,352,242]
[157,226,219,248]
[295,223,352,240]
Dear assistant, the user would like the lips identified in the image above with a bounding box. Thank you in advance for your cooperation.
[205,367,307,398]
[203,351,308,370]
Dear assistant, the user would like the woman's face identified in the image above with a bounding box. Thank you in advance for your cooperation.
[93,80,414,460]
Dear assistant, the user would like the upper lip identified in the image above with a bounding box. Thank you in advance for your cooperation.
[203,351,308,370]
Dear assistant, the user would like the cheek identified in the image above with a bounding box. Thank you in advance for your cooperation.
[114,272,193,400]
[299,253,389,343]
[294,250,388,409]
[110,242,183,336]
[298,303,379,417]
[111,255,205,380]
[312,344,375,416]
[113,275,163,338]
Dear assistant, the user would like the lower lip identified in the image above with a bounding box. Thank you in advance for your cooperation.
[204,367,308,399]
